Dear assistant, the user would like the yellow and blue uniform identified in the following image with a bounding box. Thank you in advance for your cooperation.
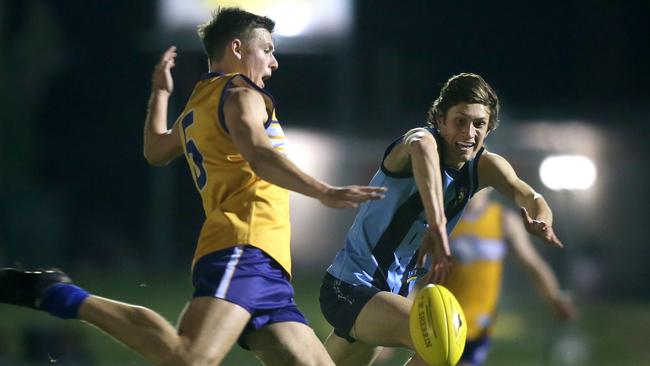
[446,202,507,365]
[178,72,306,348]
[177,71,292,275]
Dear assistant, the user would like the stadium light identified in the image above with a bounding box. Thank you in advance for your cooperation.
[539,155,597,191]
[267,2,313,37]
[159,0,352,48]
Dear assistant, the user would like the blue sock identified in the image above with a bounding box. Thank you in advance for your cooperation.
[40,283,90,319]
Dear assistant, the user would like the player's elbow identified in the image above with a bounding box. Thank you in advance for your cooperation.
[144,136,182,166]
[245,146,276,177]
[144,146,173,167]
[246,151,265,174]
[144,151,167,166]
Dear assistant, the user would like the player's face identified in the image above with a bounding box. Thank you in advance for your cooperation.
[438,102,491,169]
[240,28,278,88]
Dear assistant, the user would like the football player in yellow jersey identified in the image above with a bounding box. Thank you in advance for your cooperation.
[447,189,577,366]
[0,7,386,366]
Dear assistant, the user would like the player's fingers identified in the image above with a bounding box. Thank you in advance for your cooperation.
[348,192,384,202]
[357,186,388,193]
[550,236,564,248]
[520,207,533,224]
[436,263,445,283]
[432,266,441,284]
[339,201,358,209]
[543,229,563,247]
[163,59,175,70]
[426,269,437,285]
[416,251,426,268]
[438,269,447,285]
[160,45,177,60]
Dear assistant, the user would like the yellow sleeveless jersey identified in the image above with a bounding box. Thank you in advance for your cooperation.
[177,72,292,275]
[446,203,506,339]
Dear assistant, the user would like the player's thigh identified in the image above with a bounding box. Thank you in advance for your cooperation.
[176,297,251,361]
[246,321,334,366]
[324,329,383,366]
[353,291,413,348]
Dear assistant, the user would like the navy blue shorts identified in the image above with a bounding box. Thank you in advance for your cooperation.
[460,334,491,366]
[192,245,308,349]
[319,273,381,343]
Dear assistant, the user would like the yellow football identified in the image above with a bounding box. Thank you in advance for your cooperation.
[409,284,467,366]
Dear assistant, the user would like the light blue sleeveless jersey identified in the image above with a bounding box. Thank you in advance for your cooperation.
[326,128,484,295]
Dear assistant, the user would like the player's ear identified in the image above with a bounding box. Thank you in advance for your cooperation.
[231,39,243,60]
[436,114,446,129]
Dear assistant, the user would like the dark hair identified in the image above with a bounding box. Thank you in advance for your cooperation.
[197,7,275,63]
[427,73,500,131]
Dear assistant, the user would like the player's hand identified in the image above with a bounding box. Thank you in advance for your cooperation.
[317,185,387,208]
[520,207,564,248]
[152,46,177,95]
[550,291,579,322]
[417,224,452,285]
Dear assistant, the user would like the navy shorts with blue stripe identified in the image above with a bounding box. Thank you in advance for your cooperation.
[192,245,308,349]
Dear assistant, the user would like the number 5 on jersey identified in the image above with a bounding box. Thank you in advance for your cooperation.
[181,111,207,190]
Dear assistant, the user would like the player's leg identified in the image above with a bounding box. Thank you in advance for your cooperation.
[81,295,250,365]
[319,273,427,365]
[0,267,251,366]
[352,291,429,366]
[247,321,335,366]
[323,329,384,366]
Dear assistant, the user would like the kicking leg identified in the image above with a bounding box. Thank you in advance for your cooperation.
[0,268,251,366]
[81,296,250,366]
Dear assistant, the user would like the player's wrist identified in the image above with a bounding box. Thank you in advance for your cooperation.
[426,222,447,234]
[313,181,333,200]
[151,89,171,99]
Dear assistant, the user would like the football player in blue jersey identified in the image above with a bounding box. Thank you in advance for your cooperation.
[319,73,565,365]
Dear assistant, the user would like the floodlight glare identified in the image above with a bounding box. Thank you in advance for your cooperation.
[269,3,312,37]
[539,155,597,191]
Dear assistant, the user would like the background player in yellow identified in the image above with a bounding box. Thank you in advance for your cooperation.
[0,7,385,366]
[447,188,577,366]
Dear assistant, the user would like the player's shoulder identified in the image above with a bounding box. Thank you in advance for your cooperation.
[403,126,434,140]
[478,149,511,168]
[222,85,266,111]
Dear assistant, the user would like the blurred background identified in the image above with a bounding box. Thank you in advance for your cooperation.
[1,0,648,365]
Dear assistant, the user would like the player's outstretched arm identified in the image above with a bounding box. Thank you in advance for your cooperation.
[384,128,451,284]
[223,87,386,208]
[143,46,183,166]
[479,152,563,248]
[503,210,578,321]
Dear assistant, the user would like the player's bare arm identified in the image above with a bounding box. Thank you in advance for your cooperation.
[479,151,563,247]
[143,46,183,166]
[385,128,451,283]
[503,210,577,321]
[224,87,386,208]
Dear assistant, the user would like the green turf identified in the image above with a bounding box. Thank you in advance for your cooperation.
[0,270,648,365]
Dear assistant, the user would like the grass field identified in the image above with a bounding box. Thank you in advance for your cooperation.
[0,270,648,365]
